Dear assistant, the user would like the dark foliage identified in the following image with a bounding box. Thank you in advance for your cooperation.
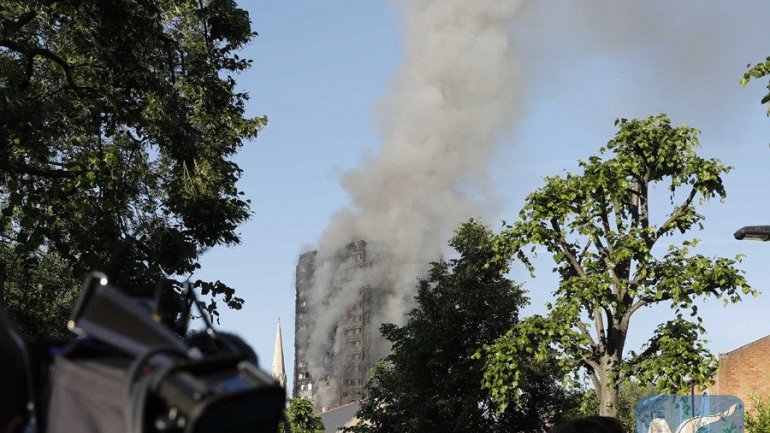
[349,220,575,433]
[0,0,262,337]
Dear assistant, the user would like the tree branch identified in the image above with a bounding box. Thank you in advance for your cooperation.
[597,201,614,256]
[550,218,587,278]
[623,299,648,327]
[611,198,624,233]
[651,185,699,245]
[640,170,650,229]
[580,353,602,387]
[2,11,37,35]
[630,180,640,229]
[12,163,80,178]
[575,320,598,349]
[578,238,592,260]
[588,368,601,392]
[593,301,606,352]
[0,39,77,88]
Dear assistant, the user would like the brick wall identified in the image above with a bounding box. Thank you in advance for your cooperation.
[707,335,770,414]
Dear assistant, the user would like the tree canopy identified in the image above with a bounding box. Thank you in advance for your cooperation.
[0,0,261,337]
[350,220,575,433]
[741,56,770,114]
[480,114,755,417]
[283,398,325,433]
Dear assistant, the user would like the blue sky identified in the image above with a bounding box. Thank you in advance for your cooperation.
[195,1,770,392]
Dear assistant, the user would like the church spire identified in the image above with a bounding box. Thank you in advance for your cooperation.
[271,317,286,388]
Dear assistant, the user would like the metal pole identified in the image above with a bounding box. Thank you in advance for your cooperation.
[689,380,696,419]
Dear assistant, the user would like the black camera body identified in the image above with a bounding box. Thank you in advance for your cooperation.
[138,356,283,433]
[42,272,285,433]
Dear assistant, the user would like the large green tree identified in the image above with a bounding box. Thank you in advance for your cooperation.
[350,220,575,433]
[480,115,755,417]
[0,0,261,337]
[282,398,325,433]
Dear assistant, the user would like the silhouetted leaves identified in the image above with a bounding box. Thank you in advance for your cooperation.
[0,0,260,337]
[349,221,574,433]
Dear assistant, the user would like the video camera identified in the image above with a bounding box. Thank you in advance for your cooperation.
[14,272,285,433]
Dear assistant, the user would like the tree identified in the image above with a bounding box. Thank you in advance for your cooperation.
[741,56,770,114]
[745,394,770,433]
[0,244,76,339]
[480,114,755,417]
[349,220,576,433]
[283,398,325,433]
[0,0,262,337]
[568,378,657,432]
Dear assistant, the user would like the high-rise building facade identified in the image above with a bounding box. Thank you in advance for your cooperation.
[293,240,371,411]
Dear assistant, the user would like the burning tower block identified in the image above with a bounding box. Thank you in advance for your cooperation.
[294,240,372,411]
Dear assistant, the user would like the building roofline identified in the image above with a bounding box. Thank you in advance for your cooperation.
[719,333,770,357]
[316,401,360,415]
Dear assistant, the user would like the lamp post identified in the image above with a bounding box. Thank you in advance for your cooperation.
[734,225,770,241]
[687,379,697,419]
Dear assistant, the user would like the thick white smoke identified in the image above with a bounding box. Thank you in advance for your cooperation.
[305,0,523,404]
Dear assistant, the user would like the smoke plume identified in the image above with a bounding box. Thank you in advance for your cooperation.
[305,0,524,403]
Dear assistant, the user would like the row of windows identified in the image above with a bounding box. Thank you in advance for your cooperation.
[299,383,314,391]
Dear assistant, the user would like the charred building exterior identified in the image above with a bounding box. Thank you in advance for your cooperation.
[293,240,371,411]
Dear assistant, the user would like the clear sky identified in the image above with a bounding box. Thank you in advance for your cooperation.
[195,1,770,394]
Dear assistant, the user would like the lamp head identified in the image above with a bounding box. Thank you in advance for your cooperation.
[734,225,770,241]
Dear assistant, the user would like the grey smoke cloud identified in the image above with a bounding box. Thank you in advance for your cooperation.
[301,0,770,407]
[511,0,769,131]
[304,0,524,404]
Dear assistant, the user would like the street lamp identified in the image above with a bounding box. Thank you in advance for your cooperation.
[734,225,770,241]
[687,379,697,419]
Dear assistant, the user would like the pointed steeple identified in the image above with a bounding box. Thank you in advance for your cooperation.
[272,317,286,388]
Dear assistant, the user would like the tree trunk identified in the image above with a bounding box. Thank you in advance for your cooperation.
[597,354,621,417]
[598,376,619,417]
[0,260,5,307]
